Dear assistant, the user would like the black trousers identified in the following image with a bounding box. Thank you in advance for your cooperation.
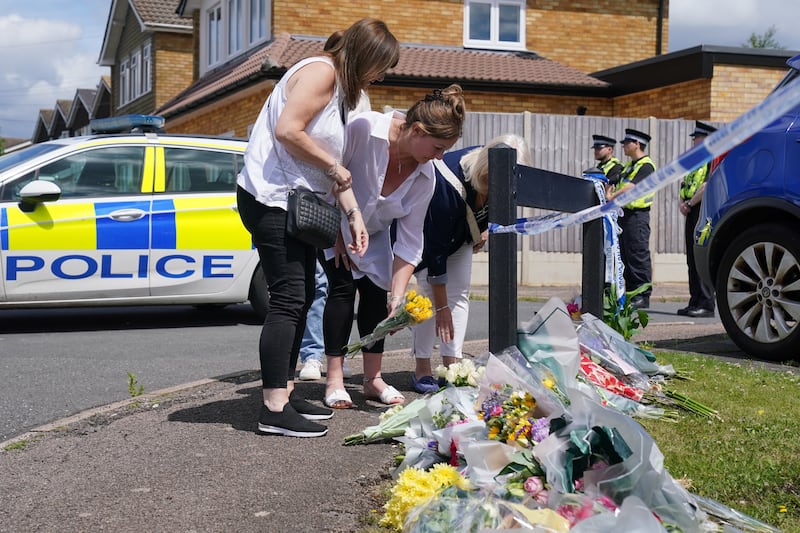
[237,187,317,389]
[321,257,388,356]
[685,205,715,310]
[619,208,652,298]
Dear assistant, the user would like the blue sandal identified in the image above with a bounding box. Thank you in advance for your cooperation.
[411,375,440,394]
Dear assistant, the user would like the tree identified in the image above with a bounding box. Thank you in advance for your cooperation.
[743,25,785,49]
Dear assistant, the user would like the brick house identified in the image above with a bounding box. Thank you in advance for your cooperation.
[151,0,796,138]
[161,0,648,136]
[97,0,194,118]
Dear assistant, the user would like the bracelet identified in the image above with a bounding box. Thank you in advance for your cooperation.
[325,160,339,177]
[435,305,449,312]
[345,206,361,219]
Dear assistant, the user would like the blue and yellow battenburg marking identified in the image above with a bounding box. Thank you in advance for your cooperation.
[1,196,254,282]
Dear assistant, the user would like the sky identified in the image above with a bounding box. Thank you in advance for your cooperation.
[1,0,799,140]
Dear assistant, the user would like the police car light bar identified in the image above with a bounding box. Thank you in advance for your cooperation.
[90,115,166,134]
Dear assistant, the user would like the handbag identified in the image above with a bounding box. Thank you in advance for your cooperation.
[286,187,341,249]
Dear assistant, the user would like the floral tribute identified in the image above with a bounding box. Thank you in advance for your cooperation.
[344,290,433,355]
[347,298,778,533]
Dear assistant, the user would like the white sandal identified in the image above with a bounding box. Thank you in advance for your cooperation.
[366,384,405,405]
[323,388,353,409]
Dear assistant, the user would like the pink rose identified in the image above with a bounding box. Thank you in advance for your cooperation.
[523,476,544,494]
[534,489,549,505]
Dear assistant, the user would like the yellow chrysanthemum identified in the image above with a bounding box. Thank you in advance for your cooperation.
[380,465,467,531]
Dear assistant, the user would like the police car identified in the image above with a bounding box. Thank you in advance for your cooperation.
[0,115,267,317]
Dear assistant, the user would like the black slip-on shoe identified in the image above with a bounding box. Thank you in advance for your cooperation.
[676,306,691,316]
[289,393,334,420]
[257,404,328,437]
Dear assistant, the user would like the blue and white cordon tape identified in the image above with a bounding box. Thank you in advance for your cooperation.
[489,76,800,236]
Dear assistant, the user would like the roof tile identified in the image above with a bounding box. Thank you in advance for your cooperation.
[132,0,192,28]
[157,34,607,117]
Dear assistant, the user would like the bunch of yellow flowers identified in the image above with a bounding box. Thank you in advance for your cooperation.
[403,290,433,322]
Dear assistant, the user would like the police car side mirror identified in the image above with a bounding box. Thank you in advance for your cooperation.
[18,180,62,213]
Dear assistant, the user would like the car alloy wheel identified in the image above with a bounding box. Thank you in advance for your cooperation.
[716,223,800,360]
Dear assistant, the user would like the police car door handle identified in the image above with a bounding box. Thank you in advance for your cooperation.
[109,208,147,222]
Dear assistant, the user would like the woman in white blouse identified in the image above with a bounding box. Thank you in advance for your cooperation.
[322,85,466,408]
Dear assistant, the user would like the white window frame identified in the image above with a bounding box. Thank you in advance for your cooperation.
[142,41,152,94]
[227,0,243,55]
[207,3,222,67]
[249,0,267,44]
[119,59,130,106]
[130,50,141,99]
[463,0,526,51]
[200,0,271,74]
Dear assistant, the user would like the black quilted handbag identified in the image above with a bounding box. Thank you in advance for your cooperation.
[286,188,341,249]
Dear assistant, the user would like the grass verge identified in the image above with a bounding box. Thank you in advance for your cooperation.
[640,351,799,531]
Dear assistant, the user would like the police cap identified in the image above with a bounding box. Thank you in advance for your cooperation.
[621,128,651,146]
[591,134,617,148]
[690,120,717,137]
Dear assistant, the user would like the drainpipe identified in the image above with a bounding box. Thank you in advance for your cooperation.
[656,0,665,55]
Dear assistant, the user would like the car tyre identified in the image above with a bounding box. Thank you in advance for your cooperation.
[249,266,269,320]
[716,223,800,360]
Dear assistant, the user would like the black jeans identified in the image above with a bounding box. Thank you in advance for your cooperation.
[685,205,715,310]
[619,208,652,299]
[321,256,388,356]
[237,187,316,389]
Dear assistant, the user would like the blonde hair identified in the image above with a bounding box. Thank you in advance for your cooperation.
[325,19,399,111]
[461,134,532,196]
[403,84,466,141]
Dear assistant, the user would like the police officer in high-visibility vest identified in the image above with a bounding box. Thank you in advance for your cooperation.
[606,128,656,309]
[591,134,623,187]
[677,121,717,317]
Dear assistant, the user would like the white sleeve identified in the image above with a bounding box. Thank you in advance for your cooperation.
[392,163,436,266]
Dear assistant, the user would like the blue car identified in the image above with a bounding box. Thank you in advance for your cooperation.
[694,53,800,360]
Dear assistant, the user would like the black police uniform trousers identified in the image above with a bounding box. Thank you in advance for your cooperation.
[684,204,715,310]
[619,207,652,299]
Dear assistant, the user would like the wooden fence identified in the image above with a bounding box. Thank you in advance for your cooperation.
[450,112,725,285]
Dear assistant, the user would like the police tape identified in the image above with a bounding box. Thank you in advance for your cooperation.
[489,75,800,236]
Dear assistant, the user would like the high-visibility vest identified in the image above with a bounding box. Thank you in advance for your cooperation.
[620,155,656,209]
[599,156,622,178]
[680,163,709,201]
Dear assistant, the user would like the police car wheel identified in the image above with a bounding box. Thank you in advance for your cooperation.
[249,267,269,320]
[716,223,800,361]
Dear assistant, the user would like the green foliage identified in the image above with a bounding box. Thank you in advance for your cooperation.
[743,25,785,49]
[602,283,650,340]
[127,371,144,397]
[3,440,29,451]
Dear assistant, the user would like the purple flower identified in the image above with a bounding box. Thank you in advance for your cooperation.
[531,417,550,443]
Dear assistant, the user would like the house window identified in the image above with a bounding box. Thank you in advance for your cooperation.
[130,50,141,99]
[142,42,152,94]
[200,0,271,72]
[227,0,243,54]
[249,0,267,44]
[464,0,525,51]
[208,4,222,66]
[120,59,130,105]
